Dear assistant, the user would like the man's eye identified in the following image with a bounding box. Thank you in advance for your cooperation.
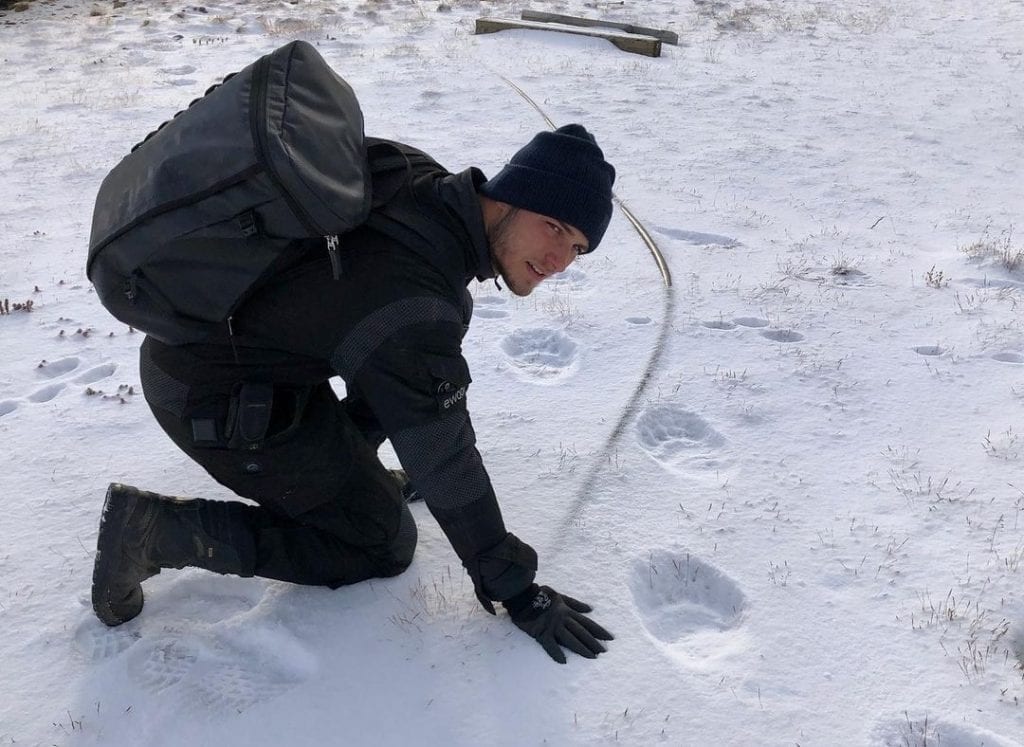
[548,222,562,234]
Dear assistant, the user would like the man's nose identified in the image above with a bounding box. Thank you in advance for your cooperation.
[545,245,574,274]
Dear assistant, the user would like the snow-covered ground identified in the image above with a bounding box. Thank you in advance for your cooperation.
[2,0,1023,744]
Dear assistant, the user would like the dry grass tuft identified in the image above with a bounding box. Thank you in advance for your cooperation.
[962,230,1024,275]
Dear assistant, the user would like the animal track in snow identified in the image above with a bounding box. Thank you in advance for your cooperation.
[476,296,506,306]
[992,352,1024,364]
[36,356,80,378]
[475,308,508,319]
[631,550,747,665]
[913,345,944,357]
[73,618,140,662]
[28,383,65,403]
[502,328,578,379]
[75,362,118,384]
[46,102,86,113]
[961,276,1024,291]
[760,329,804,343]
[158,65,196,75]
[626,316,651,325]
[655,226,739,247]
[544,266,588,292]
[20,358,118,406]
[830,267,870,286]
[702,319,737,331]
[733,317,769,328]
[871,714,1021,747]
[124,50,152,67]
[636,405,726,472]
[631,551,746,640]
[474,296,508,319]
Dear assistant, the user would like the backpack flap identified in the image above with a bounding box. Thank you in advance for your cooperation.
[258,41,371,236]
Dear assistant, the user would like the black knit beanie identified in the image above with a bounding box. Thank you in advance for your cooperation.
[480,124,616,251]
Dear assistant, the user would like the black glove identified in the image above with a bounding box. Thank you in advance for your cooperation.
[504,584,614,664]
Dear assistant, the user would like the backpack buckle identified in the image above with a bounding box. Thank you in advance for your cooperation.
[123,275,137,303]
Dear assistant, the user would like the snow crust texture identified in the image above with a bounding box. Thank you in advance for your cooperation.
[1,0,1023,745]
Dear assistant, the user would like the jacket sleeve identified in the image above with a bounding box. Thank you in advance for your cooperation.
[329,296,536,605]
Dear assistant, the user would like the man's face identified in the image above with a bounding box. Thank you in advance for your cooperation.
[489,208,589,297]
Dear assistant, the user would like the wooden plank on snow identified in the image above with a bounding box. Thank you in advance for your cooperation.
[474,17,662,58]
[520,10,679,45]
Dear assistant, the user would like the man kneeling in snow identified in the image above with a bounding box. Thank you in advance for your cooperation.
[92,124,615,664]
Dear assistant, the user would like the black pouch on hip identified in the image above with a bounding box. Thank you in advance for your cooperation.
[225,382,274,450]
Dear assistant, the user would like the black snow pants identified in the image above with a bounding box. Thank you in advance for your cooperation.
[138,337,417,588]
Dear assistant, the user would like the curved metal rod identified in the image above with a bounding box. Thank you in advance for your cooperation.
[499,75,557,129]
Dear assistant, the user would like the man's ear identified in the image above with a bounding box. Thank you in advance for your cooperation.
[479,195,512,230]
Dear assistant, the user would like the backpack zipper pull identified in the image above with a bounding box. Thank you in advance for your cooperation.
[227,316,240,365]
[326,235,341,279]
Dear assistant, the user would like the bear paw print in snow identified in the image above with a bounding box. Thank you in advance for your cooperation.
[502,328,578,380]
[630,549,748,668]
[760,328,805,343]
[473,296,509,320]
[870,714,1021,747]
[636,404,728,473]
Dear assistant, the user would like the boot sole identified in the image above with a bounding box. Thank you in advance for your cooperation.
[91,483,145,627]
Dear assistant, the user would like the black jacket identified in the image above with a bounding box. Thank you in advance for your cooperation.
[145,149,536,606]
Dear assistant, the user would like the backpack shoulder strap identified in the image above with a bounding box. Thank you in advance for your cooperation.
[365,137,447,207]
[362,140,468,294]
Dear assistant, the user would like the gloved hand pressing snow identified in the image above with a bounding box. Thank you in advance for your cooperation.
[504,584,613,664]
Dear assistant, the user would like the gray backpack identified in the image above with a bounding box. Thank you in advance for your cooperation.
[87,41,378,345]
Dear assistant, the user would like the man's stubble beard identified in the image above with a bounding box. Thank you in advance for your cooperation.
[487,207,531,296]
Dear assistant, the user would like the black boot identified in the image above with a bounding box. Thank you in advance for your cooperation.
[385,498,418,574]
[388,469,421,503]
[91,483,257,627]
